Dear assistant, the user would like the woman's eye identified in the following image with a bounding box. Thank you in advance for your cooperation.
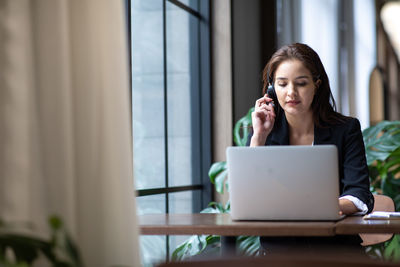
[277,83,287,87]
[296,82,307,86]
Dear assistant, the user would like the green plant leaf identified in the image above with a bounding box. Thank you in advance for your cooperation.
[233,108,254,147]
[393,195,400,212]
[365,242,385,260]
[225,180,230,192]
[208,202,225,212]
[49,216,63,231]
[236,236,260,256]
[205,235,220,247]
[200,207,219,213]
[363,121,400,144]
[202,202,230,213]
[215,169,228,194]
[224,200,231,212]
[363,121,391,141]
[382,172,400,202]
[208,161,228,194]
[64,232,83,267]
[171,235,220,261]
[0,216,82,267]
[384,234,400,261]
[364,121,400,195]
[0,234,48,264]
[171,236,193,261]
[208,162,227,185]
[197,235,207,252]
[367,150,391,165]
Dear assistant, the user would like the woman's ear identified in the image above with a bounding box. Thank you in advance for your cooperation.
[315,79,321,88]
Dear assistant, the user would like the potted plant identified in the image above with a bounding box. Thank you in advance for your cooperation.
[363,121,400,261]
[0,216,82,267]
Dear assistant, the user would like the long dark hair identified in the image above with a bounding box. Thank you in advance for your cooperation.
[262,43,347,127]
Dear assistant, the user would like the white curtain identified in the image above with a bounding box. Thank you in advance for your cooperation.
[0,0,140,266]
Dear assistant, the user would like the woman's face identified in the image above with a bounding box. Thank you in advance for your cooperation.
[274,59,318,117]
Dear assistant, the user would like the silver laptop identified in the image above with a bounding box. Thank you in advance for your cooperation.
[226,145,343,221]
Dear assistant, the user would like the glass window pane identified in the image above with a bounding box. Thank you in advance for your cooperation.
[131,0,166,190]
[171,0,199,12]
[169,190,201,213]
[166,2,201,187]
[140,235,166,267]
[136,194,166,215]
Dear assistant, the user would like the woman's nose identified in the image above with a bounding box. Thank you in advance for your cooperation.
[287,83,296,97]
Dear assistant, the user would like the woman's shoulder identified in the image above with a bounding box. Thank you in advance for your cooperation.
[332,116,360,126]
[316,117,363,149]
[324,116,361,133]
[330,116,361,134]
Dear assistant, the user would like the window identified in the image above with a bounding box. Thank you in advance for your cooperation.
[129,0,211,264]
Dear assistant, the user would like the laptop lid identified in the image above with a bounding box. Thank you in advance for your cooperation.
[226,145,342,221]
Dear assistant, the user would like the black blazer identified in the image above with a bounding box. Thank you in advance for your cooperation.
[248,114,374,213]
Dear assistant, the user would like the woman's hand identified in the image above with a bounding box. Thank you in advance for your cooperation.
[250,94,276,147]
[339,198,359,215]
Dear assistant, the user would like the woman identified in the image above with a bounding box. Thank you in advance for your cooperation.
[250,43,374,251]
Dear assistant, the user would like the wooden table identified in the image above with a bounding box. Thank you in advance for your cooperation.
[139,213,400,236]
[139,213,400,256]
[336,215,400,234]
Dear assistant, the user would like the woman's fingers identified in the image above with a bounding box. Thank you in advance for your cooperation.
[254,105,275,122]
[253,94,276,134]
[253,109,267,118]
[255,97,266,108]
[259,103,274,113]
[264,94,274,103]
[255,94,275,109]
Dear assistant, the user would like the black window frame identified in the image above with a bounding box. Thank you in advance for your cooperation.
[127,0,212,261]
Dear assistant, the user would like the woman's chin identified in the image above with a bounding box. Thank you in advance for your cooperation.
[283,107,310,117]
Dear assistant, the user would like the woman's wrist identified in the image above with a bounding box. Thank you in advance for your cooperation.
[339,198,359,215]
[250,133,268,147]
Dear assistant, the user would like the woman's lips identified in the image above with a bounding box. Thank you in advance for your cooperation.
[286,100,300,105]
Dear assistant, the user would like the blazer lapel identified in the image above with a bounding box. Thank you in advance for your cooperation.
[314,124,332,145]
[269,114,290,145]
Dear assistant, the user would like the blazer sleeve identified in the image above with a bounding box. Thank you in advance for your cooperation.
[340,118,374,213]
